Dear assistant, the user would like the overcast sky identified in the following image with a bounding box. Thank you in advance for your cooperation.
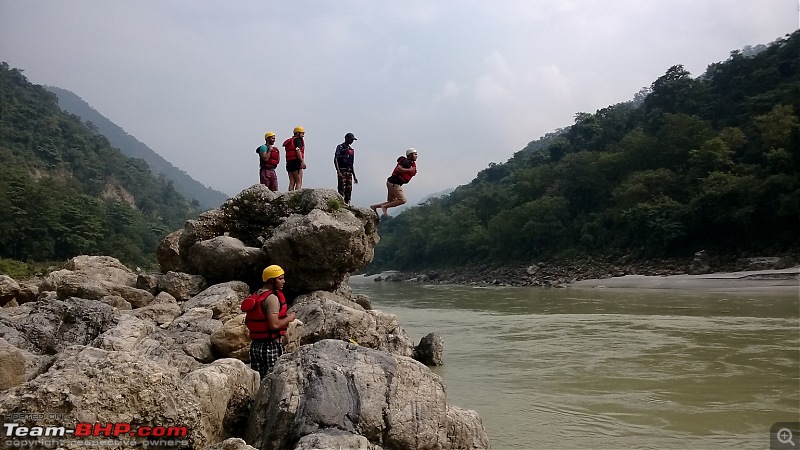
[1,1,798,208]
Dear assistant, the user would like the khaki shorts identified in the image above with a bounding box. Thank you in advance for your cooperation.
[386,181,406,202]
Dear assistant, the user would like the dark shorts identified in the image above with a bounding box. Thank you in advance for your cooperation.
[249,338,284,378]
[286,159,303,173]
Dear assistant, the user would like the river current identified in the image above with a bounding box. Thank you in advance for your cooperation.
[349,276,800,450]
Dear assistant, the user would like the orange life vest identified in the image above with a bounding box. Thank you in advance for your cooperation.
[283,137,305,161]
[241,290,288,339]
[258,145,280,169]
[389,156,417,184]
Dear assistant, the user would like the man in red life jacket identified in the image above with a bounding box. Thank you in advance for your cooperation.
[370,148,418,217]
[257,132,280,191]
[241,264,297,378]
[283,126,307,191]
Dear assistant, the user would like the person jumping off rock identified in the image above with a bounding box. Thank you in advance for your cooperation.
[370,148,418,217]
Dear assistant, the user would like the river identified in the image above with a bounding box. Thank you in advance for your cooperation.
[349,276,800,449]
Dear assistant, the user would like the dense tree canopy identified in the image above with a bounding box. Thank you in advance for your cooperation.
[0,62,198,268]
[370,31,800,271]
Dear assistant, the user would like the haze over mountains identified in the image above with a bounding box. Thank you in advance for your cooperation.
[46,86,229,211]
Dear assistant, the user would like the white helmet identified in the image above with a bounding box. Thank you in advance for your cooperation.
[405,148,418,157]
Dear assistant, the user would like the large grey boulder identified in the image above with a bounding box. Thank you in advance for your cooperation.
[183,358,260,443]
[0,346,218,448]
[121,301,182,326]
[211,314,250,361]
[187,236,269,286]
[414,332,445,366]
[245,339,489,450]
[0,275,21,307]
[92,315,203,376]
[293,291,415,358]
[8,299,118,355]
[63,255,137,285]
[262,204,378,293]
[182,281,250,321]
[43,269,155,307]
[157,186,379,295]
[156,229,184,273]
[159,271,208,302]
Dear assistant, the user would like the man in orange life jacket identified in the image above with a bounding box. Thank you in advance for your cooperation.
[257,132,280,192]
[241,265,297,378]
[283,126,306,191]
[370,148,418,217]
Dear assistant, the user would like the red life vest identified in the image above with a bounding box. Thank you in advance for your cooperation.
[390,156,417,184]
[259,145,280,169]
[283,137,305,161]
[241,290,288,339]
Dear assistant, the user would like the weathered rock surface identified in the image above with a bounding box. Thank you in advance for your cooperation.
[245,339,489,450]
[0,346,209,448]
[183,358,260,443]
[0,337,26,390]
[182,280,250,321]
[157,186,379,295]
[0,274,21,307]
[414,332,445,366]
[292,291,414,357]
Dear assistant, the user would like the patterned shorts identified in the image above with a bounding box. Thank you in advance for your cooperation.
[250,339,284,379]
[337,170,354,202]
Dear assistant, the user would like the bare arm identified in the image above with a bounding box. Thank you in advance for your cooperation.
[264,294,297,331]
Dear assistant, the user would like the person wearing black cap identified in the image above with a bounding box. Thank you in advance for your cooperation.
[334,132,359,204]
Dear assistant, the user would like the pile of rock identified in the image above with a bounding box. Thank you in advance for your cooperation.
[0,186,489,450]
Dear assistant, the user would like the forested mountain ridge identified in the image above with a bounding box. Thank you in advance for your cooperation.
[370,32,800,271]
[0,62,199,268]
[45,86,229,211]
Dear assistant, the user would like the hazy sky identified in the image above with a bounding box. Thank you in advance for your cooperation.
[1,1,798,208]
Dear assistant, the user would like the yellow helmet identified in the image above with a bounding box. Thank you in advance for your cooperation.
[293,126,305,134]
[262,265,285,282]
[264,132,276,139]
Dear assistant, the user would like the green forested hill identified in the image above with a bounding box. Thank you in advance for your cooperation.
[0,62,199,269]
[45,86,229,210]
[370,31,800,271]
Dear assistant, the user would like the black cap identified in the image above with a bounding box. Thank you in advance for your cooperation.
[345,132,357,140]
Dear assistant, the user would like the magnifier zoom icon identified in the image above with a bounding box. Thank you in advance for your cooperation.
[778,428,795,446]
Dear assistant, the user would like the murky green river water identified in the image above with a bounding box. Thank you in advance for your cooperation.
[350,277,800,449]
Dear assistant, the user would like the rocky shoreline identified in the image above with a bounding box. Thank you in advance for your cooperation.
[0,187,491,450]
[372,254,798,288]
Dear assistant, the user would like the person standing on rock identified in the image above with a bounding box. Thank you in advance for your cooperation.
[257,132,280,192]
[241,264,297,378]
[334,132,359,204]
[283,126,306,191]
[370,148,418,217]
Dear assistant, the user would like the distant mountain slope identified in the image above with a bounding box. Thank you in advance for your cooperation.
[45,86,229,210]
[0,62,198,267]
